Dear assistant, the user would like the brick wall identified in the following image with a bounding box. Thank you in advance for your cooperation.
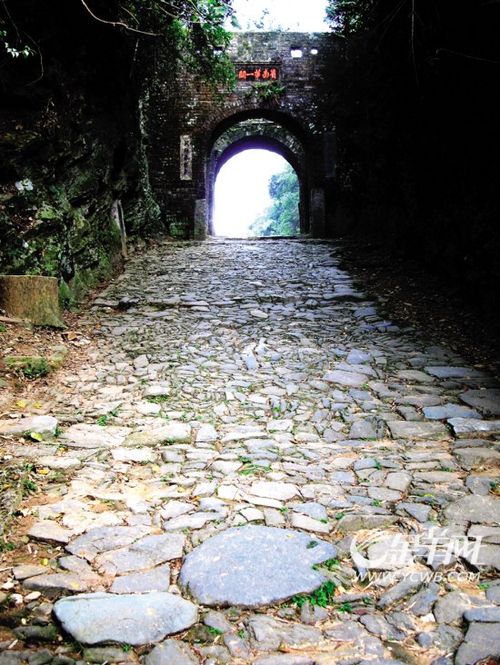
[147,32,341,238]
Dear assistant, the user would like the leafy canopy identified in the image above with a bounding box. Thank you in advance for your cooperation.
[325,0,369,35]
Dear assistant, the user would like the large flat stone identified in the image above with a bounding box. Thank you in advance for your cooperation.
[60,424,131,449]
[249,481,299,501]
[67,525,151,560]
[83,647,136,663]
[13,564,47,580]
[111,448,157,463]
[423,404,481,420]
[347,349,372,364]
[448,418,500,438]
[460,389,500,416]
[433,591,472,625]
[454,447,500,470]
[123,423,191,447]
[179,526,336,608]
[248,615,323,651]
[464,606,500,622]
[95,534,186,574]
[387,421,448,440]
[196,424,218,443]
[221,425,266,442]
[337,514,398,534]
[368,487,402,502]
[37,455,82,470]
[397,370,435,383]
[23,572,91,596]
[160,501,194,520]
[163,513,219,531]
[455,622,500,665]
[468,525,500,544]
[53,592,198,645]
[28,521,73,544]
[444,495,500,524]
[290,513,331,533]
[425,366,484,379]
[413,471,461,483]
[0,416,58,436]
[364,535,413,571]
[377,575,425,608]
[144,640,199,665]
[143,385,170,398]
[323,370,369,388]
[462,543,500,571]
[385,472,411,492]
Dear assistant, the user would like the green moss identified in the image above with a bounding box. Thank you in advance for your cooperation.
[59,280,77,310]
[40,242,61,276]
[37,205,61,221]
[5,355,51,379]
[68,267,101,301]
[169,218,191,239]
[0,60,161,298]
[248,81,287,103]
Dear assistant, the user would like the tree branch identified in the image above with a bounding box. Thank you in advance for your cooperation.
[79,0,160,37]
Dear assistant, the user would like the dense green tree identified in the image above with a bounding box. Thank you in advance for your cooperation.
[250,164,300,237]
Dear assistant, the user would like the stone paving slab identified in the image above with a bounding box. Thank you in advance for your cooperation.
[53,592,199,645]
[1,239,500,665]
[460,388,500,416]
[180,526,336,607]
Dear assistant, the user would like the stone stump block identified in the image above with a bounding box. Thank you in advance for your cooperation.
[0,275,64,327]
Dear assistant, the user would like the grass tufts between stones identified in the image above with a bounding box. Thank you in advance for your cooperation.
[312,558,340,572]
[146,395,170,404]
[237,456,271,476]
[291,580,336,608]
[96,407,120,426]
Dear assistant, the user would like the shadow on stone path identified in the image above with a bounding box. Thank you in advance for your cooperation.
[1,239,499,665]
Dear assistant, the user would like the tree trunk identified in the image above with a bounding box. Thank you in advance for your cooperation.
[0,275,64,328]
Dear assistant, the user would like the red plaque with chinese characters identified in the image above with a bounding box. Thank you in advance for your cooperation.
[237,65,280,82]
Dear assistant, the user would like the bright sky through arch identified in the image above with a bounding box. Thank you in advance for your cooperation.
[213,150,290,237]
[229,0,329,32]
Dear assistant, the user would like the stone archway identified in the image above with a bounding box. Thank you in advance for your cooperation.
[204,112,311,238]
[147,32,339,239]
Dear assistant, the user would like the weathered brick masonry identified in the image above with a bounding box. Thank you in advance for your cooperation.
[147,32,341,238]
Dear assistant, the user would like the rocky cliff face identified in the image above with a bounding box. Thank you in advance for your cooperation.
[0,0,161,305]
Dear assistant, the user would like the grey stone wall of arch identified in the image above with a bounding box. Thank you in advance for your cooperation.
[147,32,340,239]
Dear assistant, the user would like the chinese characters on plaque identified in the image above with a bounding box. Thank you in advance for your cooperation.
[180,135,193,181]
[237,66,279,82]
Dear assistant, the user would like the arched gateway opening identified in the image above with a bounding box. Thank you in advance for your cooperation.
[213,149,300,238]
[206,111,310,237]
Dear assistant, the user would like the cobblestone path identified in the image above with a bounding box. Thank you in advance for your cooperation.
[1,239,499,665]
